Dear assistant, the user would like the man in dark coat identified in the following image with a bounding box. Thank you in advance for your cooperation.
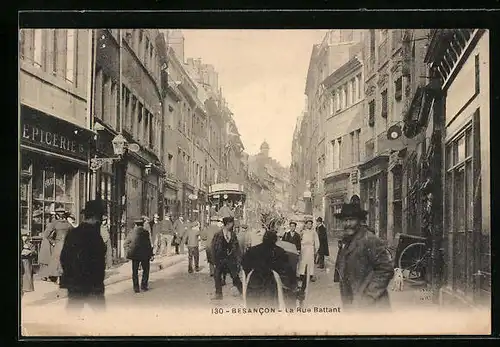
[60,200,107,312]
[201,218,221,277]
[124,218,154,293]
[211,216,242,300]
[282,221,301,252]
[242,230,298,309]
[315,217,329,269]
[333,202,394,312]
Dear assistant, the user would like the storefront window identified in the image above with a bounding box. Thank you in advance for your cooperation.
[20,181,30,231]
[445,121,475,293]
[31,166,76,236]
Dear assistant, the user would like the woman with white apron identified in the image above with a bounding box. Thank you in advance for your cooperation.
[297,218,320,290]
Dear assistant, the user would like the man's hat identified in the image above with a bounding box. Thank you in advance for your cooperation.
[334,203,368,220]
[81,200,106,217]
[289,220,297,226]
[134,218,145,225]
[54,207,66,214]
[303,216,313,223]
[222,216,234,225]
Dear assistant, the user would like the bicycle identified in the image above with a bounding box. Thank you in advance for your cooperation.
[394,233,430,282]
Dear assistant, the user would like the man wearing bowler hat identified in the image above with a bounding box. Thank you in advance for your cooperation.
[60,200,107,312]
[333,197,394,312]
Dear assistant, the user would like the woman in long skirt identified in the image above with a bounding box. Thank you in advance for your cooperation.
[46,211,73,284]
[21,232,37,294]
[297,219,320,285]
[37,214,56,280]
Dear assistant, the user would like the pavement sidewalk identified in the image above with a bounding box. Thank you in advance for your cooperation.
[22,245,206,307]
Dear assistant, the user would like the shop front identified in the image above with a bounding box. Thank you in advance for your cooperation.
[198,189,207,226]
[182,182,195,221]
[91,126,124,259]
[163,180,179,218]
[20,105,93,256]
[324,172,349,233]
[359,154,389,239]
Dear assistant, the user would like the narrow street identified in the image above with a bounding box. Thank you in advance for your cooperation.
[21,238,452,336]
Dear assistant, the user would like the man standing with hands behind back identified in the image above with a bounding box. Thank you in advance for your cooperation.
[315,217,329,269]
[333,198,394,312]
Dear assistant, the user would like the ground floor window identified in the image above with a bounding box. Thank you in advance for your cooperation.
[444,120,476,295]
[20,153,87,264]
[328,199,343,231]
[143,181,159,218]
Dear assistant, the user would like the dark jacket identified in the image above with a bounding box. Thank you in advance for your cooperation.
[124,226,154,261]
[60,222,106,293]
[281,231,301,252]
[211,229,240,266]
[316,224,329,256]
[334,225,394,311]
[242,242,297,293]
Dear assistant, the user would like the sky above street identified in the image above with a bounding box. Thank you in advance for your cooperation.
[183,29,328,167]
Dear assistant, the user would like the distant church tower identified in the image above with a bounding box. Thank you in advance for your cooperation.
[260,141,270,157]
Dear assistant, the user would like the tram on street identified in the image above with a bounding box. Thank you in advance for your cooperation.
[207,183,246,227]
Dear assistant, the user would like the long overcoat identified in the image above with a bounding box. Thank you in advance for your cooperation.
[46,219,73,277]
[38,222,55,268]
[334,226,394,311]
[241,242,297,308]
[124,226,154,261]
[316,224,330,256]
[60,222,106,293]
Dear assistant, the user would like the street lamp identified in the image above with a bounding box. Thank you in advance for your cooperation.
[90,134,139,172]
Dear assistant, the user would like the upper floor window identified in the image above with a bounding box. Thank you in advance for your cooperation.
[65,29,75,84]
[369,30,376,58]
[381,89,388,118]
[342,87,347,109]
[394,77,403,101]
[356,74,362,100]
[33,29,43,68]
[368,100,376,127]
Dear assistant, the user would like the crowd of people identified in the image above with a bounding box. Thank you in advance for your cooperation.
[203,195,395,311]
[20,194,395,313]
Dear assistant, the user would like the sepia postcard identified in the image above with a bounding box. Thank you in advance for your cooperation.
[19,24,491,337]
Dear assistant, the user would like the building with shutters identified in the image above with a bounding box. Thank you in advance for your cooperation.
[19,29,94,253]
[405,29,490,308]
[91,29,168,258]
[359,29,430,242]
[302,30,365,221]
[321,54,364,233]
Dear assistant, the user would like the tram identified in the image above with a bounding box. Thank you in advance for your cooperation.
[207,183,246,227]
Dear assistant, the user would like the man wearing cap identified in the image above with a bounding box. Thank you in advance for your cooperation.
[282,221,301,253]
[124,218,154,293]
[182,221,201,273]
[156,213,175,256]
[173,216,186,254]
[60,200,107,312]
[333,201,394,311]
[315,217,329,269]
[211,216,243,300]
